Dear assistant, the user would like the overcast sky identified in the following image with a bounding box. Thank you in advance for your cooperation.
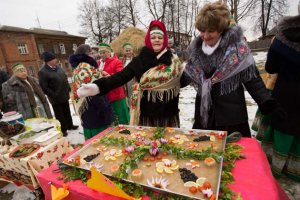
[0,0,298,41]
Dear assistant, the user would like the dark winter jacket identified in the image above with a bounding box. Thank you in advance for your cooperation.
[0,70,9,110]
[2,76,52,119]
[187,26,273,133]
[94,47,189,118]
[38,64,70,105]
[69,54,113,129]
[265,15,300,136]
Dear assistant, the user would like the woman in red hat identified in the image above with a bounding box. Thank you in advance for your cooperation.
[77,20,188,127]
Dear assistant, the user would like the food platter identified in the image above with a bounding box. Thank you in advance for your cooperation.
[65,125,227,200]
[9,143,40,159]
[10,118,60,145]
[0,121,26,138]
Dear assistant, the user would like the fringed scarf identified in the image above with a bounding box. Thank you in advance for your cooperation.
[130,50,183,125]
[22,77,48,117]
[72,61,101,118]
[185,26,256,128]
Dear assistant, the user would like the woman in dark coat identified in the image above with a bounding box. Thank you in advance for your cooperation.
[77,20,187,127]
[69,44,113,140]
[262,12,300,182]
[185,2,279,137]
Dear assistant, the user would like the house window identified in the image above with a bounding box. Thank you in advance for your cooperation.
[38,44,44,54]
[53,44,59,54]
[72,44,77,52]
[28,66,35,76]
[17,44,28,54]
[59,43,66,54]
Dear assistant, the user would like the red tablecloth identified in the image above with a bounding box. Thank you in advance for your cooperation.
[37,129,289,200]
[228,138,289,200]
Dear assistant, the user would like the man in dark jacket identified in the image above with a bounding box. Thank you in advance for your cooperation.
[38,52,78,136]
[0,69,10,119]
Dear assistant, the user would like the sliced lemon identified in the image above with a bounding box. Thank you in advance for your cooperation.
[110,156,116,161]
[156,167,164,173]
[115,152,123,157]
[210,135,216,142]
[156,162,164,168]
[80,159,87,165]
[183,181,197,187]
[170,165,179,170]
[103,152,109,157]
[177,140,183,144]
[164,167,174,174]
[104,156,110,161]
[196,177,207,186]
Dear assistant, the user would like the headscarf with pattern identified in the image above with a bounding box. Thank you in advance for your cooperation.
[185,26,256,128]
[145,20,168,53]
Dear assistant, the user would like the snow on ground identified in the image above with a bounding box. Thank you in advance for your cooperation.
[252,51,268,65]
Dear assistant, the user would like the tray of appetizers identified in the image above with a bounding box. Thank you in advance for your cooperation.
[64,125,227,200]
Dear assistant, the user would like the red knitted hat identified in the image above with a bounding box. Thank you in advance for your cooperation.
[145,20,168,53]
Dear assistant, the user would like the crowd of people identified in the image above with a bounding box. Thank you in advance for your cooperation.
[0,1,299,182]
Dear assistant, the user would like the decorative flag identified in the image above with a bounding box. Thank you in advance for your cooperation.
[87,166,136,200]
[51,183,69,200]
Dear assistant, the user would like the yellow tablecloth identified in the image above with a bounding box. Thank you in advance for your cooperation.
[0,137,73,189]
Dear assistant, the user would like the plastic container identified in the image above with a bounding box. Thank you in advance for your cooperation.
[1,112,25,125]
[33,130,61,146]
[9,129,38,146]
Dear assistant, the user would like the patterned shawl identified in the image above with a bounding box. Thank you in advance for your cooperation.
[185,26,256,128]
[72,62,101,117]
[130,51,183,125]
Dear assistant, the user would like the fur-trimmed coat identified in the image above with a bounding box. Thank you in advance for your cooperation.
[187,26,272,135]
[1,76,52,119]
[94,47,189,118]
[265,15,300,136]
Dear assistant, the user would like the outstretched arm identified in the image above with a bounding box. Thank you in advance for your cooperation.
[77,59,137,97]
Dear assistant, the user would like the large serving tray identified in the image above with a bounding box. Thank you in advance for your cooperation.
[66,125,227,200]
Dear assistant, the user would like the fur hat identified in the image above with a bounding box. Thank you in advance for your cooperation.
[98,43,112,52]
[42,52,56,62]
[145,20,168,53]
[12,63,25,74]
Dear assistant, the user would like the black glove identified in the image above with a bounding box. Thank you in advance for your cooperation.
[272,106,288,120]
[259,100,287,120]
